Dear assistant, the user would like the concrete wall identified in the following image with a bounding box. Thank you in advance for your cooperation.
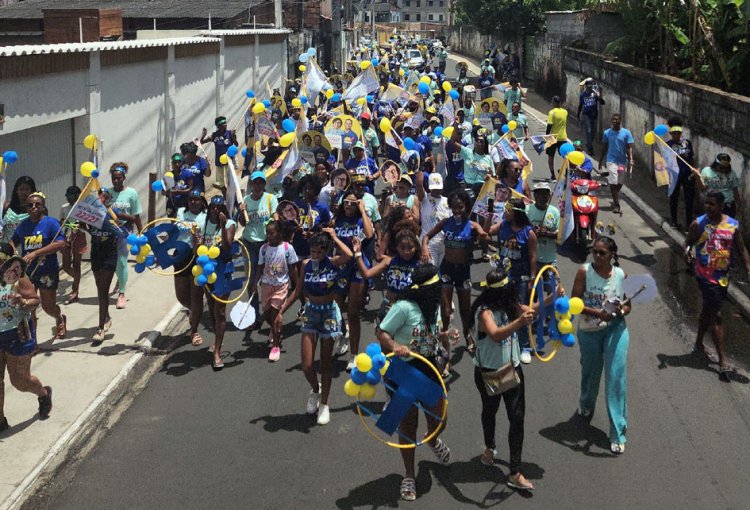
[445,26,519,65]
[561,47,750,232]
[0,33,287,212]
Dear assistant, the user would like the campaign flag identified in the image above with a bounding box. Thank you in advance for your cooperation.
[493,138,517,160]
[653,148,670,188]
[68,178,126,237]
[303,59,328,106]
[256,113,278,140]
[439,100,455,125]
[655,142,680,196]
[380,83,406,103]
[403,71,420,96]
[552,161,574,244]
[342,66,379,103]
[530,135,557,155]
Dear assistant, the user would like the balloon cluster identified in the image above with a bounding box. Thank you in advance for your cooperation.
[151,171,176,192]
[191,244,221,286]
[501,120,519,134]
[127,234,155,274]
[344,342,390,400]
[558,142,586,166]
[80,161,100,179]
[643,124,668,145]
[552,296,585,346]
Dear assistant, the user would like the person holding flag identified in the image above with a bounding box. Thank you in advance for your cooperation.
[665,118,696,229]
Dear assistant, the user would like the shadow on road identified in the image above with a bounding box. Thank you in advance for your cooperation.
[657,351,750,384]
[248,406,351,434]
[335,473,402,509]
[538,413,612,458]
[0,415,39,441]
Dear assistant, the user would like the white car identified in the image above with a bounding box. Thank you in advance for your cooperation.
[406,49,425,70]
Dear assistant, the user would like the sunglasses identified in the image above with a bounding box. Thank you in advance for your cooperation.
[592,249,609,256]
[26,202,43,209]
[344,200,358,206]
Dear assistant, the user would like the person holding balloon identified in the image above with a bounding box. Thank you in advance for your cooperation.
[108,163,143,310]
[174,189,207,309]
[571,236,631,454]
[180,142,212,194]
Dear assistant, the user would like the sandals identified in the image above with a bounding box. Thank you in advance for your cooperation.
[191,332,203,346]
[507,472,535,491]
[54,315,67,340]
[479,448,495,466]
[400,477,416,501]
[64,292,79,305]
[719,366,733,383]
[692,344,718,364]
[430,438,451,465]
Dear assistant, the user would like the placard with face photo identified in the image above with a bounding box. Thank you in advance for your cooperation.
[324,114,363,151]
[299,131,333,167]
[380,159,401,186]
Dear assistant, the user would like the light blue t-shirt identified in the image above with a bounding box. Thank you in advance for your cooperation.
[602,128,634,166]
[473,307,521,368]
[460,145,494,186]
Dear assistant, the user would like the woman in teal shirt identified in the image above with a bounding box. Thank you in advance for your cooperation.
[108,163,143,310]
[1,176,36,245]
[455,135,494,197]
[377,265,454,501]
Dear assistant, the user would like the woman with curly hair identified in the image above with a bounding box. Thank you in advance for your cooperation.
[377,264,455,501]
[108,163,143,310]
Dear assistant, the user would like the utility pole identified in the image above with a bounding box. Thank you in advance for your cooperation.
[332,0,342,72]
[371,0,375,42]
[274,0,283,28]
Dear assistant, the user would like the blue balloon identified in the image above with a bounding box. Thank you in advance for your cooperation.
[331,93,341,103]
[372,353,387,370]
[555,296,570,314]
[449,89,459,100]
[134,262,146,274]
[366,369,381,385]
[241,147,248,158]
[203,263,215,274]
[307,47,316,56]
[558,142,575,157]
[299,53,310,63]
[365,95,374,103]
[227,145,239,158]
[365,342,382,358]
[371,58,379,66]
[91,169,100,178]
[562,333,576,347]
[130,245,140,256]
[197,274,208,286]
[137,235,148,246]
[654,124,669,137]
[127,234,138,245]
[145,254,155,266]
[351,368,367,385]
[300,96,308,105]
[151,180,164,192]
[246,89,255,98]
[418,82,430,95]
[2,151,18,164]
[434,126,444,137]
[262,99,271,108]
[196,255,210,266]
[403,137,416,150]
[501,124,510,134]
[282,118,297,133]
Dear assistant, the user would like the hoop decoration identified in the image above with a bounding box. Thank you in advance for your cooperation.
[138,217,196,276]
[527,265,584,362]
[346,343,448,449]
[205,239,251,305]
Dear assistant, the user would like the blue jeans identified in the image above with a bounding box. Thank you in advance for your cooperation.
[578,318,629,444]
[581,116,596,153]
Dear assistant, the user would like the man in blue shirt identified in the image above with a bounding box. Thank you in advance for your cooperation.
[598,113,634,214]
[345,141,379,194]
[444,128,465,194]
[577,79,605,155]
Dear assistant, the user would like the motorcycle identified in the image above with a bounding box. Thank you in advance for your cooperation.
[571,177,603,254]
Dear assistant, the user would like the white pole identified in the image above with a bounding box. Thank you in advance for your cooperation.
[153,18,156,30]
[79,17,83,43]
[208,13,212,31]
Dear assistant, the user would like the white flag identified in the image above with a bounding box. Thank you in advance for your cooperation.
[342,66,380,102]
[303,59,328,106]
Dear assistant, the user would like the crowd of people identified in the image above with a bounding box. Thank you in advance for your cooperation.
[1,36,749,502]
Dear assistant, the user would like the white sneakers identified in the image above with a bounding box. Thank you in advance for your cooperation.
[520,350,532,364]
[335,336,349,356]
[346,356,357,372]
[306,389,320,415]
[317,404,330,425]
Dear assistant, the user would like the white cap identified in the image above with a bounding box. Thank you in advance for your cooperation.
[428,173,444,190]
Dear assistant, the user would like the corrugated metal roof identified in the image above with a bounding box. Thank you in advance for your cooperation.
[199,28,291,36]
[0,0,252,19]
[0,36,220,56]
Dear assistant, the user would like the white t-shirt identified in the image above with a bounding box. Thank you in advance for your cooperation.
[420,194,450,240]
[258,242,299,285]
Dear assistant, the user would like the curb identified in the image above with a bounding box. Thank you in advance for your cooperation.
[1,302,188,510]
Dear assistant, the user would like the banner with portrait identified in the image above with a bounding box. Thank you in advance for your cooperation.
[324,114,363,150]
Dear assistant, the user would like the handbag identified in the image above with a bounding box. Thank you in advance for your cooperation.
[475,334,520,396]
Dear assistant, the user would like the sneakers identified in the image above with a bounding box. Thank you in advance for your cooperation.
[520,349,532,364]
[479,448,496,466]
[335,336,349,356]
[92,329,105,346]
[346,356,357,372]
[116,294,127,309]
[306,389,320,415]
[610,442,625,454]
[317,404,330,425]
[38,386,52,419]
[268,346,281,362]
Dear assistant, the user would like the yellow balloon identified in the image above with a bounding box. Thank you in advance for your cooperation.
[507,120,518,131]
[420,75,431,85]
[165,171,174,179]
[196,245,209,257]
[139,244,151,256]
[359,383,377,400]
[569,297,585,315]
[344,379,361,397]
[219,154,229,165]
[442,81,452,92]
[379,359,390,375]
[567,150,586,166]
[207,246,221,260]
[252,103,266,114]
[207,273,217,284]
[325,89,334,99]
[379,117,392,133]
[0,157,3,167]
[299,65,306,72]
[280,132,296,147]
[80,161,96,177]
[357,97,366,105]
[399,68,405,76]
[355,353,372,373]
[83,134,97,150]
[643,131,656,145]
[291,98,302,108]
[360,60,371,70]
[442,126,454,139]
[558,319,574,334]
[136,254,146,264]
[192,265,202,277]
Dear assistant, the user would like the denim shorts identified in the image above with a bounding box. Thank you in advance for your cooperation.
[300,301,343,338]
[0,320,37,357]
[439,260,472,290]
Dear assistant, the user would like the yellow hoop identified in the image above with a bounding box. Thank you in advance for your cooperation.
[206,239,251,305]
[528,264,561,363]
[138,217,195,276]
[356,351,448,449]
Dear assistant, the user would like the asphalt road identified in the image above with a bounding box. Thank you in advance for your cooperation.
[36,55,750,510]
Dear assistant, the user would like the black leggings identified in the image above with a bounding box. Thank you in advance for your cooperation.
[669,172,696,227]
[474,365,525,474]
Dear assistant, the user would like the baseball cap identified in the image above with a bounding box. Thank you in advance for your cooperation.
[532,181,552,192]
[250,171,267,182]
[400,174,413,186]
[352,140,365,150]
[360,112,371,120]
[428,173,443,190]
[426,106,437,114]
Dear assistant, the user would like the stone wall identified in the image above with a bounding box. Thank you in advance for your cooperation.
[445,26,521,76]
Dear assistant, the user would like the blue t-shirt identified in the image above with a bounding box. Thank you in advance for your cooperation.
[602,128,634,166]
[334,215,366,249]
[415,134,432,159]
[498,222,532,278]
[579,90,602,119]
[12,216,65,277]
[211,129,234,159]
[294,199,331,257]
[181,157,210,193]
[169,168,197,210]
[445,142,465,182]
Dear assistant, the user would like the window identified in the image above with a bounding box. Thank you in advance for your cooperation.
[404,13,410,20]
[416,13,421,20]
[439,0,444,6]
[428,0,433,5]
[439,14,443,21]
[416,0,420,7]
[428,14,433,20]
[405,0,410,6]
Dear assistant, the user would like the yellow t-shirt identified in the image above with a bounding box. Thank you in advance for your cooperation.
[547,108,568,140]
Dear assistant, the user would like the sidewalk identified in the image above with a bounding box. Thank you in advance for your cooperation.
[454,52,750,321]
[0,262,187,510]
